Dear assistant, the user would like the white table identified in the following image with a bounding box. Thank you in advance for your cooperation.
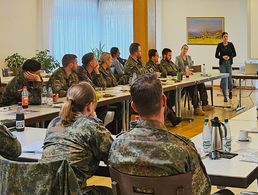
[192,107,258,188]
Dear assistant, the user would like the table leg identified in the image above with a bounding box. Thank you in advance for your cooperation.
[122,101,126,131]
[175,87,181,117]
[235,78,245,111]
[125,100,130,131]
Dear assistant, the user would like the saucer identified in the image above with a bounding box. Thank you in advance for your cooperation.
[238,137,251,142]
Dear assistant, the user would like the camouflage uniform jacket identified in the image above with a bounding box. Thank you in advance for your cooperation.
[1,72,43,105]
[146,60,167,78]
[77,66,94,87]
[98,65,118,88]
[0,158,81,195]
[41,115,113,190]
[0,124,21,160]
[108,120,211,195]
[124,56,148,77]
[48,67,79,97]
[160,59,178,76]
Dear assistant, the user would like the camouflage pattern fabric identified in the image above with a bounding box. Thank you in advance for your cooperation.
[0,71,43,106]
[109,120,211,195]
[0,124,21,160]
[48,67,79,97]
[41,116,113,193]
[146,60,167,78]
[124,56,148,77]
[0,157,82,195]
[97,65,118,88]
[160,59,178,76]
[77,66,95,87]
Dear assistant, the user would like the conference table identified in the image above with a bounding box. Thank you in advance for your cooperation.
[15,106,258,190]
[232,74,258,111]
[0,73,228,130]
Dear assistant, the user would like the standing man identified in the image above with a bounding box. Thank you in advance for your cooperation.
[124,43,148,78]
[48,54,79,97]
[1,59,43,105]
[109,74,211,195]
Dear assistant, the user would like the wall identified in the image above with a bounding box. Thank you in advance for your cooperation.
[249,0,258,58]
[156,0,248,72]
[0,0,38,70]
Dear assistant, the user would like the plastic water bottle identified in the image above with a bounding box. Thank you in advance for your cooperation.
[223,119,231,152]
[202,64,206,76]
[22,86,29,109]
[47,86,53,106]
[185,65,190,78]
[202,118,211,153]
[177,68,183,81]
[16,102,25,132]
[130,115,141,129]
[41,85,48,106]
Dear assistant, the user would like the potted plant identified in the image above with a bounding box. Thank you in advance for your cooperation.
[4,53,26,76]
[91,42,105,61]
[33,49,60,73]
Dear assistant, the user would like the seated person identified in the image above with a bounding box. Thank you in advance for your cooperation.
[48,54,78,97]
[176,44,214,115]
[124,42,148,78]
[1,59,43,105]
[41,82,113,195]
[98,52,118,88]
[146,49,167,78]
[160,48,178,76]
[77,52,104,87]
[109,74,211,195]
[146,49,181,126]
[110,47,124,79]
[0,123,21,160]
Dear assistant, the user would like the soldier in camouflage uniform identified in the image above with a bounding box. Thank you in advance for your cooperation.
[160,48,178,76]
[1,59,43,106]
[48,54,79,98]
[78,52,106,88]
[41,82,113,195]
[146,49,167,78]
[98,52,118,88]
[109,74,211,195]
[0,123,21,160]
[124,43,149,78]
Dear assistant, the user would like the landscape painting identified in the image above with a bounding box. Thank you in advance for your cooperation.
[187,17,224,45]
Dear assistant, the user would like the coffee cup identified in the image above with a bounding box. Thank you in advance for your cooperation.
[239,130,249,141]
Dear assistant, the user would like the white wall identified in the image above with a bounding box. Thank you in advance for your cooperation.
[249,0,258,58]
[156,0,248,72]
[0,0,38,69]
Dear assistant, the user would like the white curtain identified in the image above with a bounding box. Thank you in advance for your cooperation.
[99,0,133,58]
[38,0,133,64]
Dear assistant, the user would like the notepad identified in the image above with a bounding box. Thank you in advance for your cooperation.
[237,148,258,163]
[22,141,43,153]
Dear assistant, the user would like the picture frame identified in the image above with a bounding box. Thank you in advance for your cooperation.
[187,17,225,45]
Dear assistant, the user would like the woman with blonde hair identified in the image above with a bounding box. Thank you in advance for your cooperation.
[41,82,113,195]
[97,52,118,88]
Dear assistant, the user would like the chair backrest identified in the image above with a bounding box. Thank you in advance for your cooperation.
[109,166,192,195]
[0,157,82,195]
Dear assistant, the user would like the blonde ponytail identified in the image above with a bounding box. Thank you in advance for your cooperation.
[59,82,96,127]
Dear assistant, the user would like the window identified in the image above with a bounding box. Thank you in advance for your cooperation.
[50,0,133,63]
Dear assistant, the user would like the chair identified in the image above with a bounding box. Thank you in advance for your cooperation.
[109,166,192,195]
[0,157,81,195]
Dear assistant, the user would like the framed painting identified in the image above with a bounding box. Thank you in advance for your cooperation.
[187,17,225,45]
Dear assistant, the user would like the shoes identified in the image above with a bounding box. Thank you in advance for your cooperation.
[167,111,182,127]
[202,105,214,111]
[229,91,232,99]
[224,97,228,102]
[194,108,205,116]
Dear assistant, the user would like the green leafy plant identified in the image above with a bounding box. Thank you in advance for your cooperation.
[33,49,60,73]
[91,42,105,60]
[4,53,26,70]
